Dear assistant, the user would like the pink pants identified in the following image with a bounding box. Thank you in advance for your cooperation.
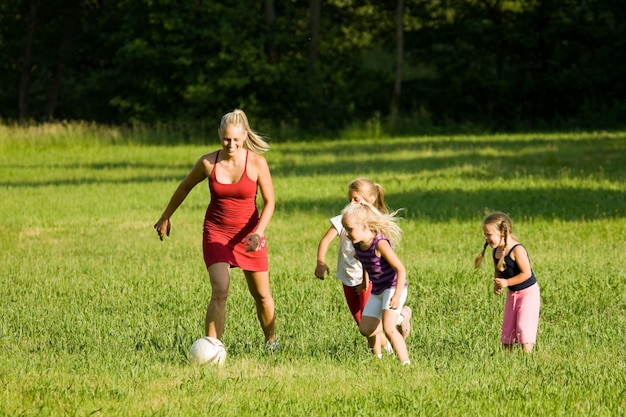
[501,283,540,345]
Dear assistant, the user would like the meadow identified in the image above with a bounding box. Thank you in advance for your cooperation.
[0,123,624,416]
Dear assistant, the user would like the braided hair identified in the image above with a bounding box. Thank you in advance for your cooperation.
[474,212,514,271]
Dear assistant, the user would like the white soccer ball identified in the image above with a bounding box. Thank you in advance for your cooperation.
[189,336,227,365]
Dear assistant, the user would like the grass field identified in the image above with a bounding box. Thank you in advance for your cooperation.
[0,124,624,416]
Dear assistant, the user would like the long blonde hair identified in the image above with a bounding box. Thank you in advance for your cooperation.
[341,203,403,247]
[474,212,515,271]
[348,178,389,214]
[218,109,270,154]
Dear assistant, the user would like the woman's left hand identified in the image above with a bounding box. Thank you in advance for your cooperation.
[244,233,264,252]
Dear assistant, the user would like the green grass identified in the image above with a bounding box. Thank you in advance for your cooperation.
[0,125,625,416]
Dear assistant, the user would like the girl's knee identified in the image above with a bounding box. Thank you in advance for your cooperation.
[359,326,372,337]
[359,318,379,337]
[382,322,399,338]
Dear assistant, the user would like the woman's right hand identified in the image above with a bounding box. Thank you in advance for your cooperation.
[154,218,171,241]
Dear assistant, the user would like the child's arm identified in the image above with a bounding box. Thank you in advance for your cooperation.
[494,245,533,290]
[377,240,406,310]
[315,226,339,279]
[357,270,370,293]
[493,262,503,295]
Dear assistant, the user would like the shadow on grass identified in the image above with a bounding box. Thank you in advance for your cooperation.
[280,186,624,222]
[271,135,625,182]
[2,133,624,221]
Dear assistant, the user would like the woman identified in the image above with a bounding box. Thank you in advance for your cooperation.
[154,109,277,349]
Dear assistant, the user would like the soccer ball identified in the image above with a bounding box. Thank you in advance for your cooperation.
[189,336,227,365]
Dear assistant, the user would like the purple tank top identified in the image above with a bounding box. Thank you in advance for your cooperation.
[353,234,403,295]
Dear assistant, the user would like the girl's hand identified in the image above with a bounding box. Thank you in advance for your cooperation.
[493,278,507,295]
[389,296,400,310]
[315,262,330,280]
[154,218,171,241]
[244,233,265,252]
[356,280,368,294]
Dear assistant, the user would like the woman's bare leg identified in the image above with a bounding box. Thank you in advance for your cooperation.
[244,270,276,343]
[205,262,231,338]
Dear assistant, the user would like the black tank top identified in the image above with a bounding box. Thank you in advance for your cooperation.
[493,244,537,292]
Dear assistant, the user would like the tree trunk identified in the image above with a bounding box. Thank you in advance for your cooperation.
[44,3,80,121]
[308,0,321,64]
[19,0,38,123]
[389,0,404,123]
[262,0,279,64]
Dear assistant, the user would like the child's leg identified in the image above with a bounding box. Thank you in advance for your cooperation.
[360,316,383,356]
[344,282,381,352]
[381,288,409,363]
[360,292,384,356]
[517,284,540,353]
[382,309,409,362]
[500,290,516,349]
[396,306,412,339]
[342,281,372,325]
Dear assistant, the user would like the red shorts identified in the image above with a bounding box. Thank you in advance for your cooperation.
[342,281,373,325]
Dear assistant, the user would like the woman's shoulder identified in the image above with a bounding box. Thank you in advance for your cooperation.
[248,151,267,162]
[198,150,219,162]
[247,151,270,171]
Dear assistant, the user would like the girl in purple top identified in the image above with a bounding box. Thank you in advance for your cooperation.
[341,203,410,365]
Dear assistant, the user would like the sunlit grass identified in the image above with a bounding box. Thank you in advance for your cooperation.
[0,124,625,416]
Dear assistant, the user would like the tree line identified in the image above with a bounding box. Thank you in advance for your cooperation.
[1,0,624,133]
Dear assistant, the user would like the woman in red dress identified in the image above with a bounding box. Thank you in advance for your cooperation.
[155,109,277,349]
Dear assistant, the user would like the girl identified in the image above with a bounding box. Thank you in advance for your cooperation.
[475,212,540,353]
[155,109,278,350]
[341,203,410,365]
[314,179,412,357]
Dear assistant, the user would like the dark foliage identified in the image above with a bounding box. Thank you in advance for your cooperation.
[0,0,624,133]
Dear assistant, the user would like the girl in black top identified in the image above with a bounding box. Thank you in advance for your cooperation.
[475,212,540,353]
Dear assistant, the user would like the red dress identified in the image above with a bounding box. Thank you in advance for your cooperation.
[202,150,268,271]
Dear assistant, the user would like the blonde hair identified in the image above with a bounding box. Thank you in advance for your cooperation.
[218,109,270,154]
[341,203,403,247]
[474,212,516,271]
[348,178,389,213]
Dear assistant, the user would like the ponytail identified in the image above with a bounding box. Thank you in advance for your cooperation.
[348,178,390,214]
[373,183,389,214]
[218,109,270,154]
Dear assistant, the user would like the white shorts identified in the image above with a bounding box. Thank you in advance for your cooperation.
[362,287,408,320]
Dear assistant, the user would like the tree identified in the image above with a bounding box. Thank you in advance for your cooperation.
[18,0,38,122]
[44,1,80,121]
[390,0,404,123]
[308,0,321,64]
